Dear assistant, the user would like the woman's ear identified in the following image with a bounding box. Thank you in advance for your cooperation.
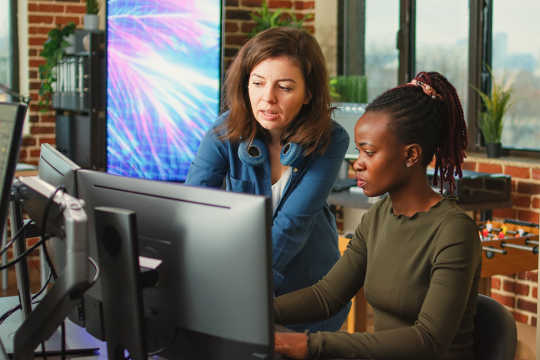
[406,143,422,167]
[303,91,312,105]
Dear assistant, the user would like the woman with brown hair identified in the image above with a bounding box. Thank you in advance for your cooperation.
[185,27,351,332]
[273,72,481,359]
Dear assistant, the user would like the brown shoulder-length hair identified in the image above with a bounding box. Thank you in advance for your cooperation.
[219,27,334,156]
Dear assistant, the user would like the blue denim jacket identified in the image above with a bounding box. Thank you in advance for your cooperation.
[185,111,351,332]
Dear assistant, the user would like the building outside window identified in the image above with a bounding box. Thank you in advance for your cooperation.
[493,0,540,151]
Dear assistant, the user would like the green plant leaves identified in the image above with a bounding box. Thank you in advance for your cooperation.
[38,22,76,112]
[249,0,313,38]
[472,66,515,144]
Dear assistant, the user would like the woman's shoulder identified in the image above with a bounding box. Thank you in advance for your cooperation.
[330,121,350,142]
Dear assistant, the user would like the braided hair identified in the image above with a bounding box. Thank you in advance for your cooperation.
[365,71,468,194]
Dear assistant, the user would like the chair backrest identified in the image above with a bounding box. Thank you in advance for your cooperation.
[473,294,517,360]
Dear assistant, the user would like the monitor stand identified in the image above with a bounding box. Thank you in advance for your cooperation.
[0,296,100,356]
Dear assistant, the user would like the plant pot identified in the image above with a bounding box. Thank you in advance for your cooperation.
[84,14,99,31]
[486,142,502,159]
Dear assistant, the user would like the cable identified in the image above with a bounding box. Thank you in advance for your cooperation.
[0,220,34,257]
[88,256,100,285]
[0,83,31,104]
[60,321,66,360]
[0,270,53,326]
[0,237,47,271]
[41,341,46,360]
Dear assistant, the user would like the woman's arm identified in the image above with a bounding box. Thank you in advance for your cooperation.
[275,215,481,360]
[271,124,349,290]
[184,116,229,188]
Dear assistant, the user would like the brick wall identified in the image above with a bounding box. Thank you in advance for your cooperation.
[224,0,315,68]
[22,0,87,166]
[463,153,540,326]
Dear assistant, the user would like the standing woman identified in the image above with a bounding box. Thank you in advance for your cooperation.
[273,72,482,359]
[185,27,351,332]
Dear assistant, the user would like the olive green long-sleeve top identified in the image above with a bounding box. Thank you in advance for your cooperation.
[274,196,481,360]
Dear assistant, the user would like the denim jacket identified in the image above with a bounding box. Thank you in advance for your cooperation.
[185,111,351,332]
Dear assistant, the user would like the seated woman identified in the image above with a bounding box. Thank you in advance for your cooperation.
[273,72,481,360]
[185,27,350,332]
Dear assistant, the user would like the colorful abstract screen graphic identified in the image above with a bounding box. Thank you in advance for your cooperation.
[107,0,221,181]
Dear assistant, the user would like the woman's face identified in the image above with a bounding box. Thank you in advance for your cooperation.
[352,112,409,197]
[248,57,311,139]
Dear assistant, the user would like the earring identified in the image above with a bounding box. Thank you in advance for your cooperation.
[406,162,411,167]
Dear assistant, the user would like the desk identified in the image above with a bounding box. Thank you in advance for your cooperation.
[328,188,513,214]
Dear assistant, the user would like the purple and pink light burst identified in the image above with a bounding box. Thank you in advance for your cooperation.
[107,0,221,181]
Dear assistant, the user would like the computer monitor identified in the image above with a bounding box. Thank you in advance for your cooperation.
[38,143,81,197]
[0,102,27,235]
[76,170,275,359]
[332,102,366,160]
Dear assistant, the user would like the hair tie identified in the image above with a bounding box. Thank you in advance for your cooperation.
[410,79,442,100]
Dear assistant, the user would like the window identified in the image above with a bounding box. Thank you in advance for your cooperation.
[493,0,540,151]
[365,0,399,102]
[415,0,469,115]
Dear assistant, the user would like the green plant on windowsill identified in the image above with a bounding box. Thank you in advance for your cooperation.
[330,75,368,103]
[86,0,101,15]
[472,66,515,158]
[249,0,314,38]
[38,22,76,112]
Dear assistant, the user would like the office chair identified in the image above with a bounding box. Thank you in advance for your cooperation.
[473,294,517,360]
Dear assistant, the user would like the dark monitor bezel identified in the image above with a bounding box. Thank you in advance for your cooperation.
[0,102,27,236]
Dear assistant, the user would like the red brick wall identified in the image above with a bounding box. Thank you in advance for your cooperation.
[462,155,540,224]
[463,153,540,326]
[224,0,315,68]
[22,0,87,166]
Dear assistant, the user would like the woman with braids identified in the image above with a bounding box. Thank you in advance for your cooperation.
[273,71,481,360]
[185,27,351,332]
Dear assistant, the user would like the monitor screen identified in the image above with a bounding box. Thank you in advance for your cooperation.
[0,102,27,235]
[332,102,366,160]
[76,170,274,358]
[106,0,222,182]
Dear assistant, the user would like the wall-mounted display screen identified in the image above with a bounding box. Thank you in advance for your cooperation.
[106,0,222,181]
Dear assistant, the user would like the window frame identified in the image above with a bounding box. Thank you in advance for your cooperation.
[395,0,539,155]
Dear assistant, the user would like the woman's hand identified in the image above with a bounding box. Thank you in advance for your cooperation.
[274,332,309,359]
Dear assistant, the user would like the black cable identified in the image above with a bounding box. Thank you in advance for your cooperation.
[0,220,34,257]
[0,237,47,270]
[40,185,65,281]
[41,341,46,360]
[60,321,66,360]
[0,270,52,326]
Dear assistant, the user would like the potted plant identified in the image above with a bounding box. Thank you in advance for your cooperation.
[85,0,101,31]
[249,0,313,38]
[473,67,515,158]
[38,22,76,111]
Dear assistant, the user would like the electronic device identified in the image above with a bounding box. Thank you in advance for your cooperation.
[0,175,91,360]
[106,0,223,182]
[38,143,81,197]
[332,102,367,160]
[0,102,27,236]
[76,169,275,359]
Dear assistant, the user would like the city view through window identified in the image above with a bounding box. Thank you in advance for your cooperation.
[493,0,540,150]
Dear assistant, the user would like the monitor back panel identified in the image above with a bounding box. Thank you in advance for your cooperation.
[76,170,273,349]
